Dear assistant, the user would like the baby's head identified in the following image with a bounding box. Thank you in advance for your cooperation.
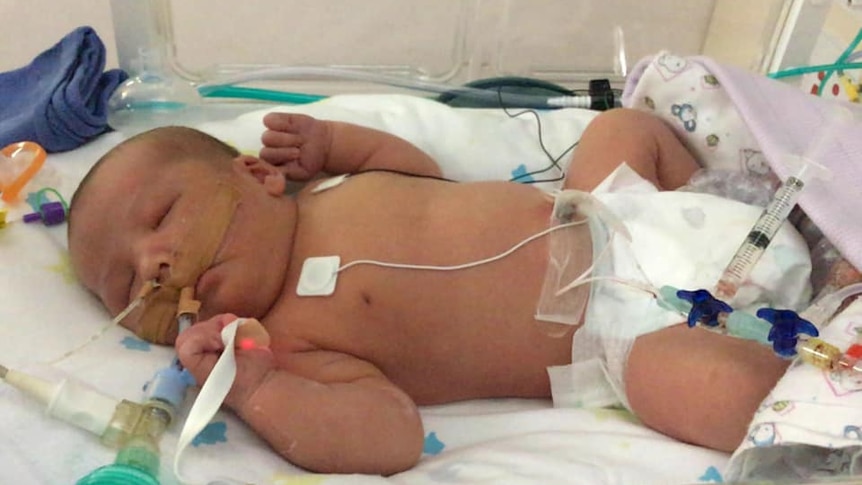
[68,126,296,343]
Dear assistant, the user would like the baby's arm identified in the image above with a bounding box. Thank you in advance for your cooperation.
[260,113,443,181]
[176,314,424,475]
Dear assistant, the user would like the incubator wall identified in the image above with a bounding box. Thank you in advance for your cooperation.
[113,0,719,92]
[102,0,734,133]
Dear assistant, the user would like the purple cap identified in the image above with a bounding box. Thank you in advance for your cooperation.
[41,202,66,225]
[22,201,66,226]
[22,212,42,223]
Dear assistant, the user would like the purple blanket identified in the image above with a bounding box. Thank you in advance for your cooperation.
[623,54,862,271]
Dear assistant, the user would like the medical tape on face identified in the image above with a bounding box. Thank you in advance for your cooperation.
[133,182,241,344]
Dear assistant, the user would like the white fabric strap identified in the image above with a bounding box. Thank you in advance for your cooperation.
[173,318,243,484]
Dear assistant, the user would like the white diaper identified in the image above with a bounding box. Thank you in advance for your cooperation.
[547,164,812,409]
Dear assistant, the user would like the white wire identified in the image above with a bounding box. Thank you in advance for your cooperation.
[557,274,659,299]
[45,292,146,366]
[552,222,660,299]
[337,220,586,274]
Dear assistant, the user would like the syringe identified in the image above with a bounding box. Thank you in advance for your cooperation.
[715,175,805,300]
[715,148,832,301]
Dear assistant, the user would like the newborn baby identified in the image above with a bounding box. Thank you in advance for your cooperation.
[67,108,799,474]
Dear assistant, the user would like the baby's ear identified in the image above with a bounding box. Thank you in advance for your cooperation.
[232,155,286,196]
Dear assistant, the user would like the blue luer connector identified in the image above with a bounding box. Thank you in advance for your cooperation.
[143,359,196,410]
[757,308,819,358]
[676,288,733,328]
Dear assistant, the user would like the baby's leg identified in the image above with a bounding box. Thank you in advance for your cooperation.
[260,113,442,180]
[624,324,789,452]
[563,108,699,191]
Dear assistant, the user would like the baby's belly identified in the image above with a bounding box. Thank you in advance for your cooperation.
[283,177,583,402]
[336,246,577,404]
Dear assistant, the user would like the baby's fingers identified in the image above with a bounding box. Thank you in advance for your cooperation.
[260,131,302,164]
[175,313,237,383]
[259,148,314,181]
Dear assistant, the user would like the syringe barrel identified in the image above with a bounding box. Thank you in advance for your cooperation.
[750,176,804,237]
[716,176,805,300]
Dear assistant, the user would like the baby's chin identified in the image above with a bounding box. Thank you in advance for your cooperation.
[195,265,285,325]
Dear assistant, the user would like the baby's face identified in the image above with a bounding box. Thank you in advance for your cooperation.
[69,144,296,339]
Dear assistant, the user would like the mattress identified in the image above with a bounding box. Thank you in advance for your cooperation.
[0,94,730,484]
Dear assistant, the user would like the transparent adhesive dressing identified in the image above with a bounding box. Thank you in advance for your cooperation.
[534,191,598,336]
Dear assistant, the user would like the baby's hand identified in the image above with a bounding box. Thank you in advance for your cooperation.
[175,313,276,410]
[260,113,331,181]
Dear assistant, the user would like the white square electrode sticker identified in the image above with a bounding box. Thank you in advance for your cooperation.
[297,256,341,297]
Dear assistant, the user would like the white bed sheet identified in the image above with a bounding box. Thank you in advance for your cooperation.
[0,95,730,485]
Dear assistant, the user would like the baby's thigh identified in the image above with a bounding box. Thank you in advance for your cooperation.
[624,324,788,452]
[562,108,698,191]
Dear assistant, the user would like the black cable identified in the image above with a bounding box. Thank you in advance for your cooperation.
[356,79,583,186]
[435,76,575,108]
[495,86,579,185]
[354,167,457,183]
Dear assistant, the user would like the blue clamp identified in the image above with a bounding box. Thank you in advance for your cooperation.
[757,308,819,358]
[676,289,733,328]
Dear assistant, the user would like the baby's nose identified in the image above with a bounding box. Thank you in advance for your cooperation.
[136,254,174,287]
[133,234,178,283]
[155,263,171,285]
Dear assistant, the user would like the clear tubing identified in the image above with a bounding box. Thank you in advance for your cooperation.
[200,85,327,104]
[177,313,194,334]
[769,61,862,80]
[197,67,592,109]
[801,282,862,329]
[824,282,862,308]
[47,283,154,365]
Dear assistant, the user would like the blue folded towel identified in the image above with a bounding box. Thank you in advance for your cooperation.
[0,26,127,152]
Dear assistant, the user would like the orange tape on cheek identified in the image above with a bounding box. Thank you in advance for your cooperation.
[131,183,241,344]
[165,183,242,287]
